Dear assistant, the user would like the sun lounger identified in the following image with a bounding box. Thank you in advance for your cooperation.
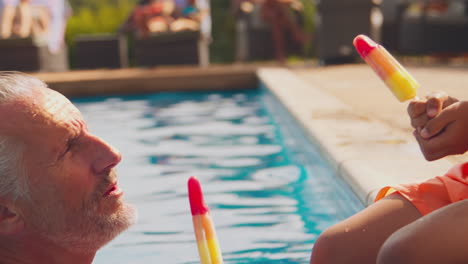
[0,37,68,72]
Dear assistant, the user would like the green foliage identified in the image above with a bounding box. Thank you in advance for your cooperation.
[300,0,316,57]
[209,0,236,63]
[65,0,135,44]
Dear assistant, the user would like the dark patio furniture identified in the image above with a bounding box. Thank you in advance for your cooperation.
[74,34,128,69]
[380,0,468,55]
[315,0,373,65]
[380,0,409,51]
[234,3,304,62]
[134,30,203,67]
[0,37,68,72]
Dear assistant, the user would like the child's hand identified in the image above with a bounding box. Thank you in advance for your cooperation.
[409,96,468,161]
[407,92,458,131]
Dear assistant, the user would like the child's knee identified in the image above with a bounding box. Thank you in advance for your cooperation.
[377,230,416,264]
[310,226,351,263]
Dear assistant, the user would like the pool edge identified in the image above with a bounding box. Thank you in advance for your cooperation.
[258,68,452,206]
[33,66,259,97]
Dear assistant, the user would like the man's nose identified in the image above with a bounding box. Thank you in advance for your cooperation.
[90,136,122,174]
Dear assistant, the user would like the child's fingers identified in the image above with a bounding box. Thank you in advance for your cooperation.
[411,114,429,129]
[420,103,458,139]
[426,92,449,118]
[407,98,427,118]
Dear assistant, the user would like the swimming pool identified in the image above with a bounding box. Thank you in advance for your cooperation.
[73,86,364,263]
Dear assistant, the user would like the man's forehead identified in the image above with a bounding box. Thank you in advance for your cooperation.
[0,87,83,135]
[41,88,81,120]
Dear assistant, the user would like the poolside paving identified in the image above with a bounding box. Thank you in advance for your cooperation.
[261,64,468,205]
[293,64,468,165]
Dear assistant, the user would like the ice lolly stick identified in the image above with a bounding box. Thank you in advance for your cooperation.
[188,176,223,264]
[353,34,419,102]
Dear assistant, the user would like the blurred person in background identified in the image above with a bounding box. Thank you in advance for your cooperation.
[119,0,210,65]
[171,0,200,32]
[194,0,210,66]
[145,0,176,33]
[29,0,50,39]
[0,0,31,38]
[0,0,15,38]
[44,0,71,53]
[174,0,186,11]
[260,0,307,64]
[14,0,31,37]
[231,0,264,62]
[0,0,70,54]
[121,0,209,36]
[0,0,49,39]
[121,0,179,36]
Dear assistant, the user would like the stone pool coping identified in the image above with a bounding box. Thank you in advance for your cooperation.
[258,68,452,206]
[33,65,258,97]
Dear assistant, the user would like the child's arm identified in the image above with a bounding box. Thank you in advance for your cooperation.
[408,92,468,161]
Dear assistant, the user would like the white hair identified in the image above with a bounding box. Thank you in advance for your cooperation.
[0,72,47,200]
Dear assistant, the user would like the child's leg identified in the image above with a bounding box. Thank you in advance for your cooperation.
[310,193,422,264]
[378,199,468,264]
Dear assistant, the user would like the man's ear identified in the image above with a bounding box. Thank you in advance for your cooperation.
[0,203,24,235]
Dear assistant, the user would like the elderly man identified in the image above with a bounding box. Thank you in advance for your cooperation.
[0,72,136,263]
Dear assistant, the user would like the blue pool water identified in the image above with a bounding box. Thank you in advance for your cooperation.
[73,87,364,264]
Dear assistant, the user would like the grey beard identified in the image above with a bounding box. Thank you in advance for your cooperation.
[32,199,137,254]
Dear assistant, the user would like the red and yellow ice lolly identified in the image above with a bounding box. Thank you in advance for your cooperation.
[188,176,223,264]
[353,34,419,102]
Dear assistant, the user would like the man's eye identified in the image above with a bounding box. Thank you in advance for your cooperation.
[58,138,77,160]
[67,137,80,151]
[64,142,73,153]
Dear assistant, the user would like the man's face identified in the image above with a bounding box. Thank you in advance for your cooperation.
[2,87,135,252]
